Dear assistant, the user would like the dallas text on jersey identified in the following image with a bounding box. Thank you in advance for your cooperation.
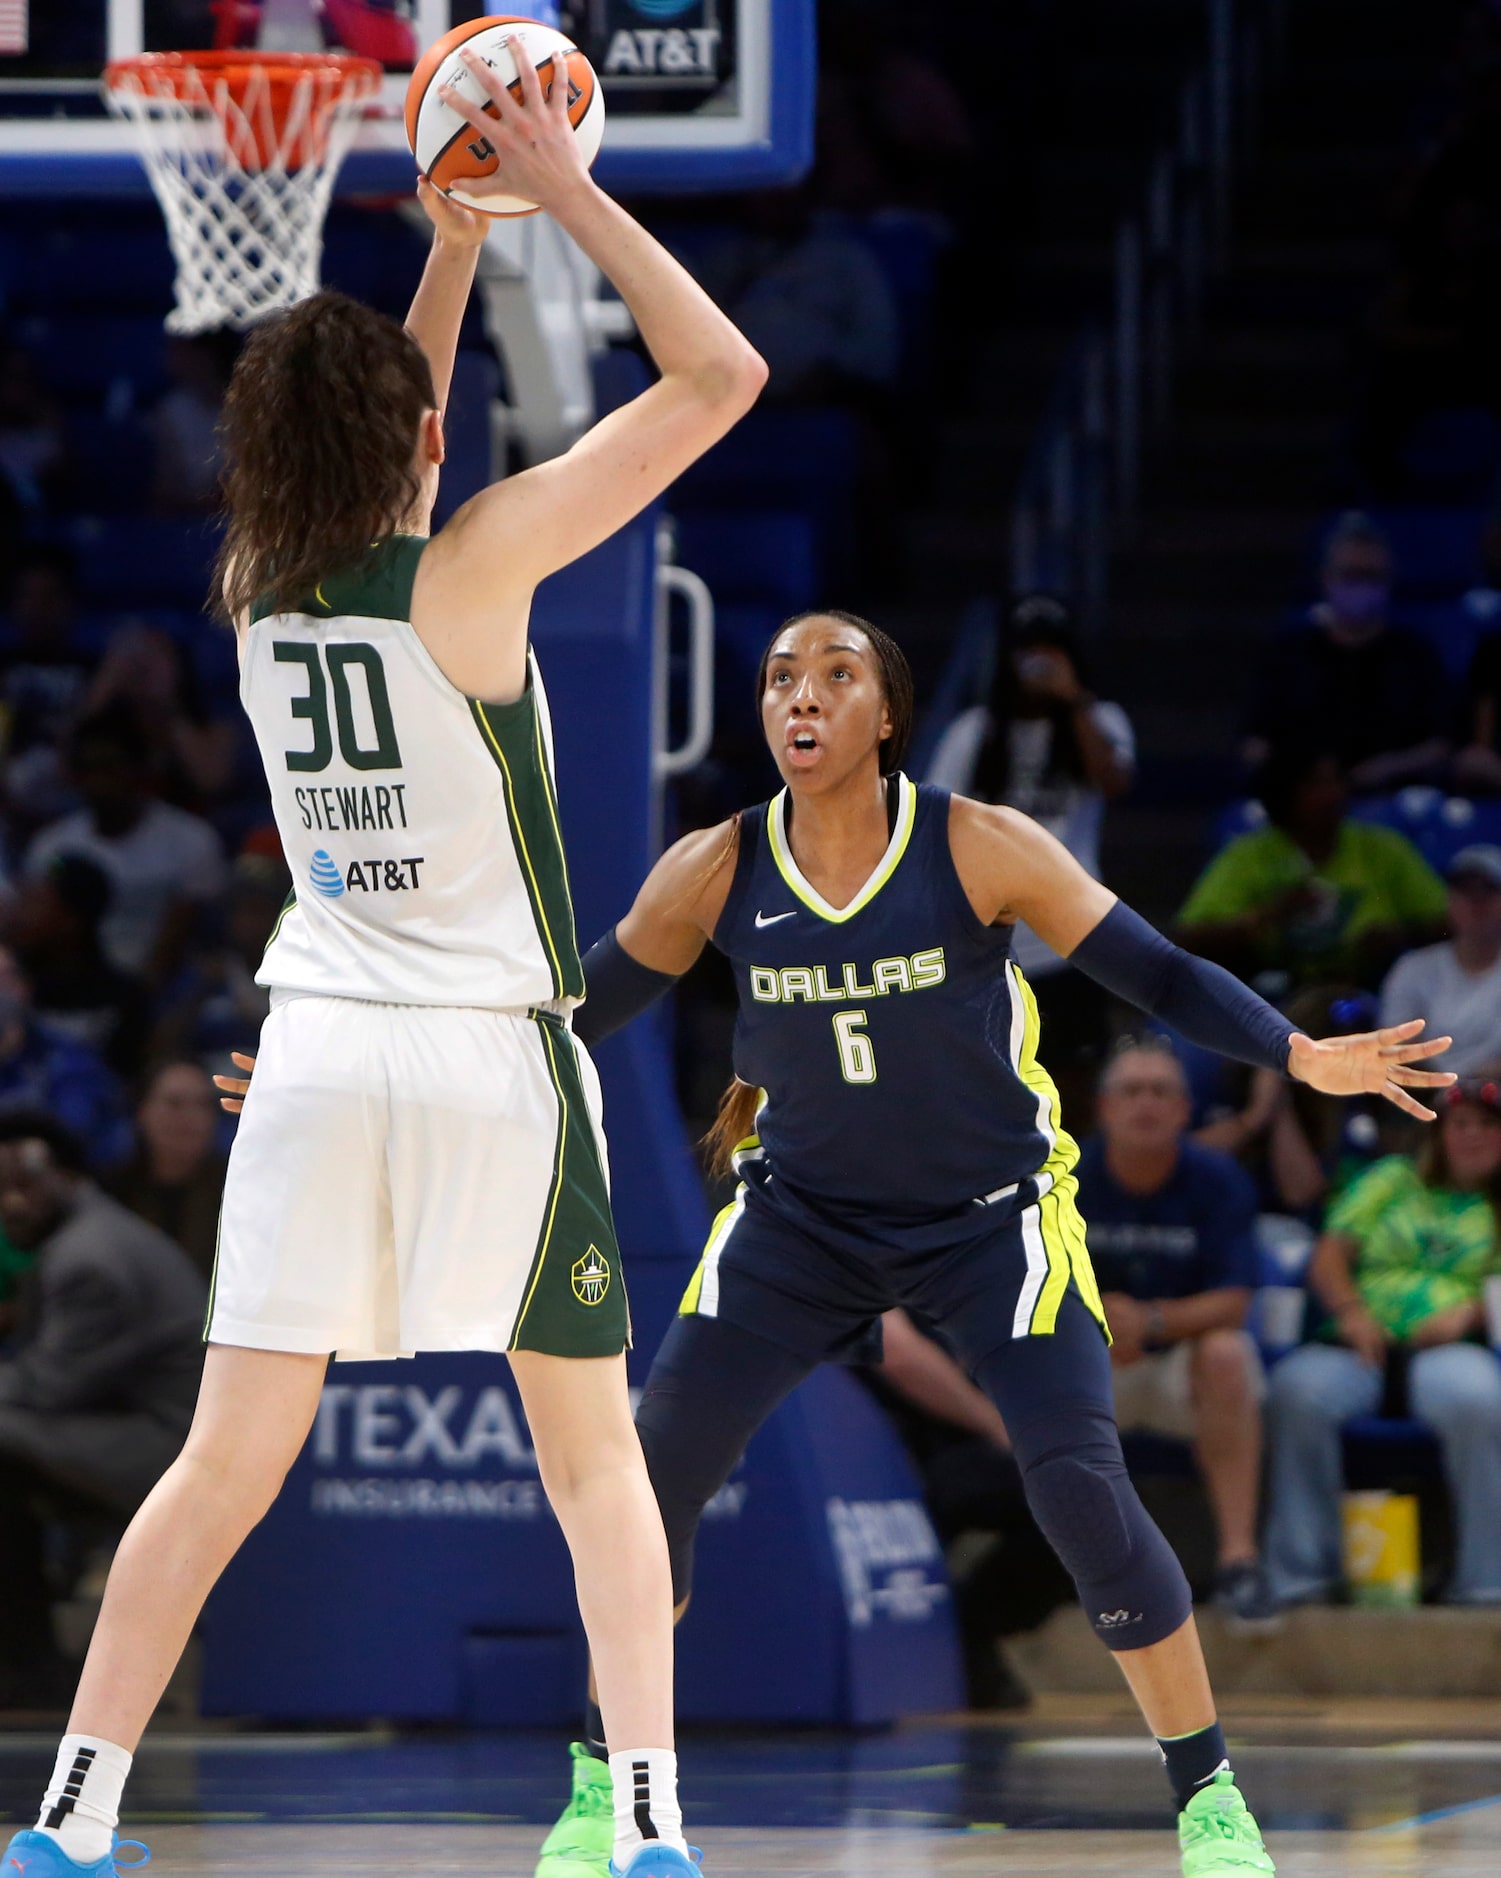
[749,947,947,1004]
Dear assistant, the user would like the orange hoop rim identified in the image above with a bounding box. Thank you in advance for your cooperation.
[103,49,384,105]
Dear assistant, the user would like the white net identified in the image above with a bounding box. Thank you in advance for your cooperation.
[104,54,382,334]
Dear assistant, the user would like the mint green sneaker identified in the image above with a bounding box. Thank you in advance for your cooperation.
[1179,1770,1275,1875]
[535,1743,613,1878]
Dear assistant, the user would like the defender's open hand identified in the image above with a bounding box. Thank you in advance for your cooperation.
[1287,1019,1455,1120]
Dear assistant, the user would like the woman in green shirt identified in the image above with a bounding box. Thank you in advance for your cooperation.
[1263,1081,1501,1604]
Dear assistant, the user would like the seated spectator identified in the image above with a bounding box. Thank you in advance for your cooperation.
[9,855,150,1080]
[1380,846,1501,1075]
[149,331,236,516]
[150,847,287,1066]
[25,704,227,985]
[82,623,237,811]
[927,594,1134,1118]
[0,1110,205,1706]
[0,547,98,830]
[1178,746,1447,991]
[1243,513,1450,792]
[1074,1040,1276,1625]
[0,946,129,1170]
[108,1060,227,1281]
[1263,1081,1501,1608]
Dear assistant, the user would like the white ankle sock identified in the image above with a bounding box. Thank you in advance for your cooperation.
[608,1747,684,1864]
[36,1734,133,1866]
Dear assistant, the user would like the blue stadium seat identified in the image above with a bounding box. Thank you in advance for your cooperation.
[848,210,945,381]
[673,407,861,575]
[674,511,820,613]
[1398,599,1484,680]
[61,515,222,611]
[15,313,169,408]
[1366,506,1487,598]
[1350,789,1501,872]
[1400,408,1501,505]
[431,349,498,527]
[2,219,176,316]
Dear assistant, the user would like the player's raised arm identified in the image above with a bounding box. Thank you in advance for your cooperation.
[404,178,488,414]
[429,42,767,590]
[572,819,741,1048]
[948,795,1457,1120]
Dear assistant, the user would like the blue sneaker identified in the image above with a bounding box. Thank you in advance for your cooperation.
[2,1832,149,1878]
[608,1847,701,1878]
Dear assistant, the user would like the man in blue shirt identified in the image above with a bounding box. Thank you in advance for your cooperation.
[1076,1038,1275,1627]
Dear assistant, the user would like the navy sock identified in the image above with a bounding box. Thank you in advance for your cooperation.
[585,1698,608,1763]
[1158,1721,1229,1813]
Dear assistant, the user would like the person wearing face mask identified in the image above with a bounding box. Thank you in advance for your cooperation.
[927,594,1135,1118]
[1243,513,1450,794]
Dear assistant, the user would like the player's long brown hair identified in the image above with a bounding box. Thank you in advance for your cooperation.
[704,612,915,1179]
[214,291,437,623]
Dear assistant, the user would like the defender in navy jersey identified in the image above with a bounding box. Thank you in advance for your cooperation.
[542,608,1454,1878]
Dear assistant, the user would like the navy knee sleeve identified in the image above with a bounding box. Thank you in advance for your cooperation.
[1020,1434,1192,1651]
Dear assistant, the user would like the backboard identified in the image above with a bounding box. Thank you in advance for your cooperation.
[0,0,814,195]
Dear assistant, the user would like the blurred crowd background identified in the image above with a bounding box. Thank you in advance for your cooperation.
[2,0,1501,1712]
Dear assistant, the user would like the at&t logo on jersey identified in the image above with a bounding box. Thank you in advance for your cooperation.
[310,851,427,898]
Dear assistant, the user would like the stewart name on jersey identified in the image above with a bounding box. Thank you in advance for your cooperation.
[715,778,1078,1227]
[240,535,582,1012]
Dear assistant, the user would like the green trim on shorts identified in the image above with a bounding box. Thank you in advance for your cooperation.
[470,685,585,1002]
[202,1203,224,1343]
[509,1015,629,1358]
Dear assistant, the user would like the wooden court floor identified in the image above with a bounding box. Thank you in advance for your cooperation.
[94,1818,1501,1875]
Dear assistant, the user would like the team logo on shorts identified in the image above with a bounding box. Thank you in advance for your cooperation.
[571,1247,611,1306]
[309,849,345,898]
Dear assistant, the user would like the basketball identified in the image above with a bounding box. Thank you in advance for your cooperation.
[404,15,604,218]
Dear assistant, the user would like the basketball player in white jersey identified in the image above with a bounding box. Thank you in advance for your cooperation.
[4,45,765,1878]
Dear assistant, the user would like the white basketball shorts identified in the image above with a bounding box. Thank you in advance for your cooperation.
[207,994,628,1361]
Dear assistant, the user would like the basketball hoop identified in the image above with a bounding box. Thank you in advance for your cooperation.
[103,50,383,335]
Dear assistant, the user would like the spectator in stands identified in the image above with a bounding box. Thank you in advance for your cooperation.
[108,1060,226,1281]
[0,1109,205,1706]
[927,594,1134,1117]
[1075,1039,1276,1626]
[83,623,238,810]
[1263,1081,1501,1608]
[9,854,150,1081]
[25,704,227,986]
[150,847,286,1066]
[149,330,237,516]
[1178,746,1447,991]
[678,187,901,402]
[0,945,129,1170]
[1380,847,1501,1075]
[0,547,97,830]
[1243,513,1450,792]
[0,339,67,514]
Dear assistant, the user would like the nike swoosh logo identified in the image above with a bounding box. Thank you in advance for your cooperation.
[755,910,797,928]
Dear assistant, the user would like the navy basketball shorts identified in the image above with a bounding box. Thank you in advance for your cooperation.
[678,1159,1110,1376]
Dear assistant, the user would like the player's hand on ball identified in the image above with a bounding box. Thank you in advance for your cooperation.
[415,175,488,248]
[1287,1019,1455,1120]
[213,1050,257,1115]
[439,41,590,213]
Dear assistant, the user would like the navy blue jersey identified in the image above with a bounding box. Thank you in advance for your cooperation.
[714,777,1079,1230]
[1073,1136,1260,1300]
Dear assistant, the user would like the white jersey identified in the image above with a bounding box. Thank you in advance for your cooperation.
[240,535,582,1012]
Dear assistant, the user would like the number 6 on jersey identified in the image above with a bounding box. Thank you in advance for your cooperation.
[833,1009,877,1084]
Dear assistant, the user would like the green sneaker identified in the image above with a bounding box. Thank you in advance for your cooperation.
[535,1743,613,1878]
[1179,1770,1275,1876]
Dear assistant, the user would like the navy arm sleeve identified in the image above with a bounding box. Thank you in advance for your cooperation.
[573,928,680,1049]
[1069,901,1293,1073]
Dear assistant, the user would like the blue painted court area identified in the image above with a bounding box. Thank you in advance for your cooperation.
[3,1726,1501,1839]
